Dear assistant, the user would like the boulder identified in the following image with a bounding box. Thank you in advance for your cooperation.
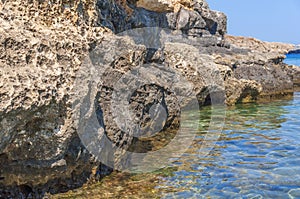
[136,0,194,12]
[0,0,298,198]
[98,0,226,38]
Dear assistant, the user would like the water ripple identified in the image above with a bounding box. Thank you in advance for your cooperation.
[159,93,300,198]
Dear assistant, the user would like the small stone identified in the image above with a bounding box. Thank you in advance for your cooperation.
[51,159,67,168]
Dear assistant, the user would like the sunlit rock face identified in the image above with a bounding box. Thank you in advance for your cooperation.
[0,0,106,197]
[136,0,194,12]
[0,0,299,198]
[97,0,227,37]
[135,0,210,12]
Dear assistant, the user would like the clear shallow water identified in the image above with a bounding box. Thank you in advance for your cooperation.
[158,93,300,198]
[54,94,300,199]
[54,55,300,198]
[157,54,300,199]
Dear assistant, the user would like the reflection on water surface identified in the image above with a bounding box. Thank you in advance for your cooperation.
[53,93,300,198]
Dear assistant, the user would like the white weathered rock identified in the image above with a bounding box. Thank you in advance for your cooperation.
[0,0,298,198]
[136,0,194,12]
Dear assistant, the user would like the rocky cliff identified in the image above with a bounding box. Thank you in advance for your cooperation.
[0,0,299,198]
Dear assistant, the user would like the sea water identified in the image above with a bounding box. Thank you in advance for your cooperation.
[284,53,300,66]
[159,94,300,198]
[54,54,300,198]
[158,54,300,198]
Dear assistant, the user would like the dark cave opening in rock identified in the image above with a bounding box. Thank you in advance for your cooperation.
[203,94,212,106]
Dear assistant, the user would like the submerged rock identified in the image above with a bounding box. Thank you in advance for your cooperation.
[0,0,298,198]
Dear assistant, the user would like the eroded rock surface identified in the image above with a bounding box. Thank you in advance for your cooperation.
[0,0,107,197]
[135,0,208,12]
[0,0,299,198]
[98,0,226,38]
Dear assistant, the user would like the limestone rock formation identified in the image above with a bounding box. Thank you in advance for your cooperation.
[225,35,294,55]
[0,0,299,198]
[0,0,108,197]
[135,0,207,12]
[224,35,298,99]
[98,0,226,38]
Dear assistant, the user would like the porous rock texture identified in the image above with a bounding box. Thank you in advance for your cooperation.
[0,0,109,197]
[0,0,299,198]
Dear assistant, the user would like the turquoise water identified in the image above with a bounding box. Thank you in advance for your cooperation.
[157,55,300,198]
[284,53,300,66]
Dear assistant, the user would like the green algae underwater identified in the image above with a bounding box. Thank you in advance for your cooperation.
[52,56,300,198]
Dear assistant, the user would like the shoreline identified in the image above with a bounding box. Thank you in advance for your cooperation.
[51,91,300,198]
[0,0,300,197]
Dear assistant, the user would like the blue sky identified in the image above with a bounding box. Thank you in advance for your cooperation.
[206,0,300,44]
